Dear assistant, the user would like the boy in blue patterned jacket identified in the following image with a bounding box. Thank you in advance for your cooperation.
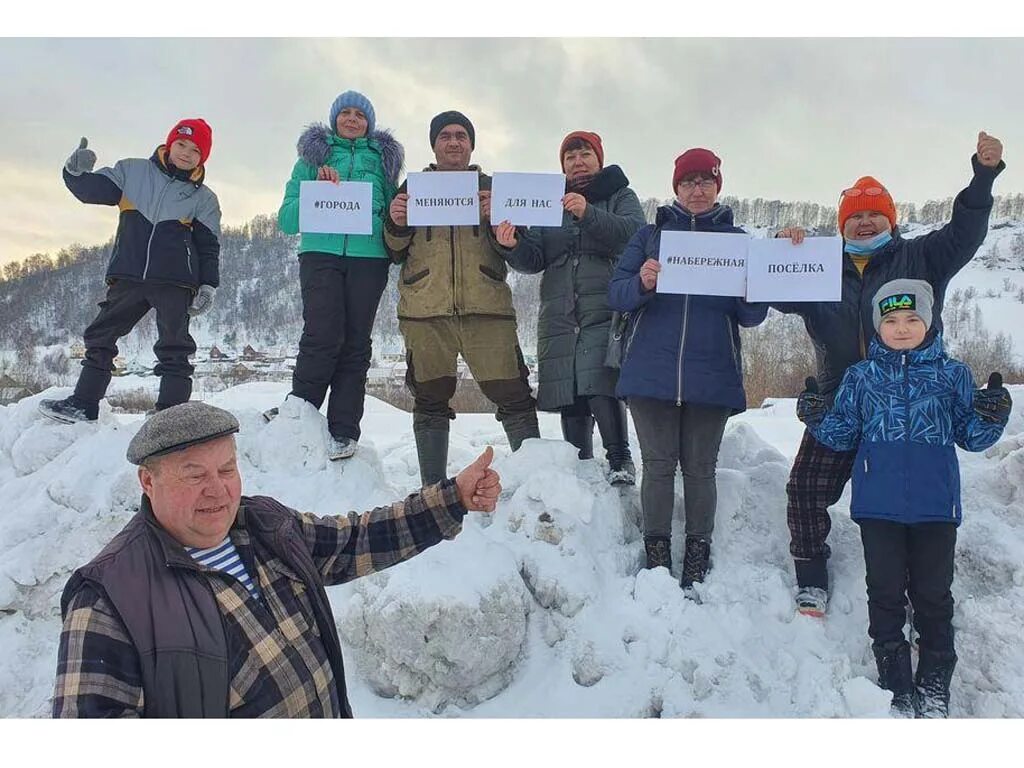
[796,278,1012,718]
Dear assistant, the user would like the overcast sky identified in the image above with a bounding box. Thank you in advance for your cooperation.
[1,36,1022,265]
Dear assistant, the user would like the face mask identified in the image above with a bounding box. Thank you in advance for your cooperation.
[844,230,893,255]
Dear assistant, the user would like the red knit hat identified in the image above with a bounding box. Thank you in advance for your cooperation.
[165,118,213,165]
[560,130,604,169]
[837,176,897,234]
[672,148,722,193]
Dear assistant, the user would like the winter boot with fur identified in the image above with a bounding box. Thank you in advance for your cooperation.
[873,640,915,717]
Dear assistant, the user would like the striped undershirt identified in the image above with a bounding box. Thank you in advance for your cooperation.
[185,536,261,600]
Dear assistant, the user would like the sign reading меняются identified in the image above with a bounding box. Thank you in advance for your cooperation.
[745,236,842,302]
[406,171,480,226]
[656,231,750,297]
[298,181,373,235]
[490,172,566,227]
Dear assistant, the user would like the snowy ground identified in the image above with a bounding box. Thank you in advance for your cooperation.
[1,382,1022,718]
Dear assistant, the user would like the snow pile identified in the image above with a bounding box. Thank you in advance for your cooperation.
[1,383,1022,718]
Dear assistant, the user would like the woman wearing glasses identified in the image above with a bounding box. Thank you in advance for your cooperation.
[608,148,777,589]
[771,131,1006,620]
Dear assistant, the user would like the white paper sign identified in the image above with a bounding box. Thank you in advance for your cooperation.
[490,172,566,226]
[745,237,843,302]
[656,231,750,297]
[406,171,480,226]
[298,181,373,235]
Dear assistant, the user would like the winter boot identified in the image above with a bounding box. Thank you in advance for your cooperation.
[590,396,635,486]
[502,412,540,452]
[643,536,671,570]
[327,436,358,461]
[414,425,450,487]
[680,535,711,589]
[38,395,98,424]
[794,556,829,617]
[873,640,915,717]
[914,649,957,718]
[560,412,595,460]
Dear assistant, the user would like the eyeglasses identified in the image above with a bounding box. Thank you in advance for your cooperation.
[840,185,887,198]
[678,179,717,192]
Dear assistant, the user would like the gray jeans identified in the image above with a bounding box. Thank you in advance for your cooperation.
[629,397,731,539]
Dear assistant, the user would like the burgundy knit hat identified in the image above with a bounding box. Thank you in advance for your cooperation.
[672,148,722,193]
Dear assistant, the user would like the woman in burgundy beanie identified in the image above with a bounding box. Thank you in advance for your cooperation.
[607,146,779,590]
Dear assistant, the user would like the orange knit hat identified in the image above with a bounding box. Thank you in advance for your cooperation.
[838,176,897,234]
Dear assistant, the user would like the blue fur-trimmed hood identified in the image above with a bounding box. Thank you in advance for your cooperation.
[296,122,405,187]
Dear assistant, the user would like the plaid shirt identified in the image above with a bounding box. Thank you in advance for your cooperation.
[53,479,466,718]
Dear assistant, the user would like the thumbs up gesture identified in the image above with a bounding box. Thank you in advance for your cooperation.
[973,371,1012,426]
[455,446,502,512]
[977,132,1003,168]
[65,137,97,176]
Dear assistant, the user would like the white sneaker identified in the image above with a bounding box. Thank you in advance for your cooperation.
[327,436,357,461]
[796,586,828,618]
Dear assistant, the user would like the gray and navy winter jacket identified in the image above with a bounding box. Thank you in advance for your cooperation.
[608,203,768,413]
[771,154,1005,405]
[809,333,1004,525]
[63,146,221,289]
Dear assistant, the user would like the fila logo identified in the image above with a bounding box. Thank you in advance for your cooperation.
[879,293,915,315]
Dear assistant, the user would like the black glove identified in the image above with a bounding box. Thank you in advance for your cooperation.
[974,372,1012,426]
[797,376,828,427]
[65,137,97,176]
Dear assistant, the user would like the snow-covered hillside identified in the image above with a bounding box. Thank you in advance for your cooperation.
[2,383,1022,718]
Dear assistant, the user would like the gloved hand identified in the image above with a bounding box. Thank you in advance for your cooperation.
[188,284,216,317]
[974,372,1012,426]
[797,376,828,426]
[65,137,96,176]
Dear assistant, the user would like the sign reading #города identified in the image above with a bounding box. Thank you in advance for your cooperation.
[656,231,750,297]
[490,172,566,227]
[406,171,480,226]
[298,181,373,235]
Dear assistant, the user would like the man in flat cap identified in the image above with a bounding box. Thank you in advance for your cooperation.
[385,110,539,488]
[52,401,501,718]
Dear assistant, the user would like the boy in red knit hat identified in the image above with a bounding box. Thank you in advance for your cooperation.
[39,118,222,424]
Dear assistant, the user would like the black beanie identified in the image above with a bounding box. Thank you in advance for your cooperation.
[429,111,475,149]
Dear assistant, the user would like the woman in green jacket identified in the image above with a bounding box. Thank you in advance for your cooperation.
[270,91,404,460]
[495,131,645,484]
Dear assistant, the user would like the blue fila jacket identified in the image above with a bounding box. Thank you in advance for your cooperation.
[810,333,1004,525]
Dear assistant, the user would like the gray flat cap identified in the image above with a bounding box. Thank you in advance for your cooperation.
[127,401,240,465]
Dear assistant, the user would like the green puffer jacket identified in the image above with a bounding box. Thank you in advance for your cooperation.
[384,166,515,320]
[500,165,644,410]
[278,124,404,258]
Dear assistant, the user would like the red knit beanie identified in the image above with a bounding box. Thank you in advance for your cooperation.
[165,118,213,165]
[672,148,722,193]
[837,176,897,234]
[560,130,604,169]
